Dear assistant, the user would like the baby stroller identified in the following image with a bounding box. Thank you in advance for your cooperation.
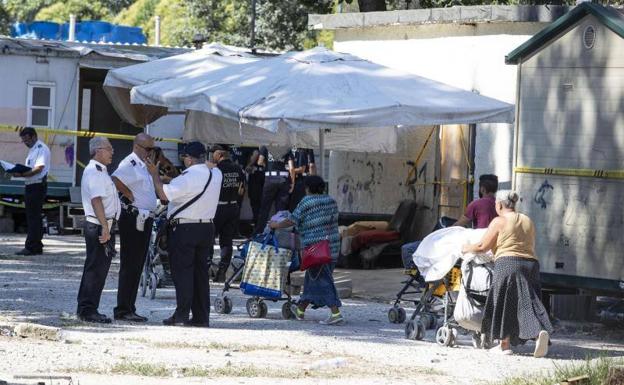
[213,229,300,319]
[139,205,173,299]
[387,216,456,325]
[403,227,493,348]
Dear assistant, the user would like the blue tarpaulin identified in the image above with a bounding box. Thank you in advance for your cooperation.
[10,21,147,44]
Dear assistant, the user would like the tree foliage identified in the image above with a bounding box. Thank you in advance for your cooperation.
[0,2,9,34]
[35,0,112,23]
[255,0,333,50]
[184,0,251,47]
[4,0,55,21]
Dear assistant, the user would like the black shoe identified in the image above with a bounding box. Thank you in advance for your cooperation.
[79,312,112,324]
[16,248,41,256]
[162,316,186,326]
[188,318,209,328]
[114,312,148,322]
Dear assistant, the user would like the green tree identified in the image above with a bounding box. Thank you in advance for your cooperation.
[254,0,333,51]
[184,0,251,47]
[114,0,195,46]
[35,0,112,23]
[102,0,136,14]
[0,2,9,34]
[114,0,159,28]
[185,0,333,51]
[4,0,55,22]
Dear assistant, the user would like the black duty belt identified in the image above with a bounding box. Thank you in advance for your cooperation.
[121,202,155,218]
[169,218,213,225]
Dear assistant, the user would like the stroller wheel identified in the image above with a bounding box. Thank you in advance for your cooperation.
[246,298,266,318]
[214,297,225,313]
[223,297,233,314]
[259,301,268,318]
[139,270,147,297]
[405,320,417,340]
[416,320,425,340]
[398,307,407,323]
[148,272,158,300]
[281,302,295,320]
[419,313,436,330]
[435,326,454,347]
[388,307,402,324]
[214,297,232,314]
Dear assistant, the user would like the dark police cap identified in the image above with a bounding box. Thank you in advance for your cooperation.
[181,141,206,158]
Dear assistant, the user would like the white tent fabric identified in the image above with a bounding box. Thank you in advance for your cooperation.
[183,110,400,152]
[130,47,514,133]
[103,43,258,127]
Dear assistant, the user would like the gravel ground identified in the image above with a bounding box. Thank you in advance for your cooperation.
[1,234,623,385]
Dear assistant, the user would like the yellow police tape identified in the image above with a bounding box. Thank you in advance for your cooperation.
[514,166,624,180]
[0,124,183,143]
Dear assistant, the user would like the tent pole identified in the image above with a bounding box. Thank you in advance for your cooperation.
[319,128,325,180]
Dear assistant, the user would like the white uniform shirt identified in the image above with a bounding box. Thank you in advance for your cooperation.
[163,164,222,220]
[81,159,121,220]
[112,152,157,211]
[24,140,51,183]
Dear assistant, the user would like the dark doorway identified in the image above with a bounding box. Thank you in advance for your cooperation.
[76,67,141,185]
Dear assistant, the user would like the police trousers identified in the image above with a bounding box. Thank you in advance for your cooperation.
[24,181,47,252]
[255,176,290,234]
[168,222,214,324]
[212,203,240,270]
[114,209,153,317]
[77,222,115,316]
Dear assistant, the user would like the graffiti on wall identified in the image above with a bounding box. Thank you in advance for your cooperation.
[534,179,554,209]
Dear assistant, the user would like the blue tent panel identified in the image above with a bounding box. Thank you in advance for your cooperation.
[11,20,146,44]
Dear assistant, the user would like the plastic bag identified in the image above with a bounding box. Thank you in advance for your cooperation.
[240,232,292,299]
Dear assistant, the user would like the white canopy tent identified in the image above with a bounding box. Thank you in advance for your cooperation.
[130,47,514,170]
[103,43,258,127]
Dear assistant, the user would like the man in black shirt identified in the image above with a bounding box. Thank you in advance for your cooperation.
[286,147,316,211]
[210,145,245,282]
[254,146,291,234]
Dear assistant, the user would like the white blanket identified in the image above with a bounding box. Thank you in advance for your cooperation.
[412,227,492,282]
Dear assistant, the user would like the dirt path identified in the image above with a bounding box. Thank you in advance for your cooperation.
[1,234,622,385]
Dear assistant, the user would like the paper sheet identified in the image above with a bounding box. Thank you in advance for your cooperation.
[0,160,16,171]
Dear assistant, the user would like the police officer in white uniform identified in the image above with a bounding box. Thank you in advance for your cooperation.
[77,137,121,324]
[15,127,51,255]
[147,142,222,327]
[111,133,157,322]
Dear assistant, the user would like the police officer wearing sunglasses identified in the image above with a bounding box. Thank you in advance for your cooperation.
[110,133,158,322]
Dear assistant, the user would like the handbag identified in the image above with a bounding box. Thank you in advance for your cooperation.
[301,239,332,271]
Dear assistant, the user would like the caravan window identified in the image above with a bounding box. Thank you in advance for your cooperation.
[27,82,55,128]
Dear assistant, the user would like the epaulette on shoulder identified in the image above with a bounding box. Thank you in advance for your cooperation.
[181,171,188,175]
[37,144,42,148]
[130,159,137,166]
[96,165,102,171]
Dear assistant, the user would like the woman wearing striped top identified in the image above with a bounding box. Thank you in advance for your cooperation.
[270,175,343,325]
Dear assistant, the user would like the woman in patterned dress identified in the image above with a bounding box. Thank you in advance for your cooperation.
[269,175,343,325]
[461,191,553,357]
